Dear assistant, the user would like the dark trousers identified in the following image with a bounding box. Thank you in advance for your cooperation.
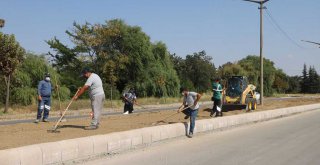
[213,99,222,114]
[37,96,51,119]
[124,103,134,113]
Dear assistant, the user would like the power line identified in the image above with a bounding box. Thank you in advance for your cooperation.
[265,8,304,48]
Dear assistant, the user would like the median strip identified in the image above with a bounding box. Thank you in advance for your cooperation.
[1,103,319,165]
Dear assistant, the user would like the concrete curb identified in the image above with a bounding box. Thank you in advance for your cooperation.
[1,103,320,165]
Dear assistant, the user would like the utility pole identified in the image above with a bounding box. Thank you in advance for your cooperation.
[243,0,269,106]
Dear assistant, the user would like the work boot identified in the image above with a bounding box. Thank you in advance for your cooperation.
[84,125,98,130]
[210,109,216,117]
[215,112,220,117]
[188,132,193,138]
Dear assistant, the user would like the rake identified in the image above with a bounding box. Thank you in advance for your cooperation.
[152,106,191,125]
[47,88,80,133]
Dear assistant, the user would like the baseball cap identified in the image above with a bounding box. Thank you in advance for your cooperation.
[80,67,91,77]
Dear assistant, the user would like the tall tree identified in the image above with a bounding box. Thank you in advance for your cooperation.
[272,69,289,93]
[0,32,25,113]
[300,64,308,93]
[307,66,319,93]
[286,76,301,93]
[48,19,180,97]
[185,51,216,92]
[217,62,247,79]
[238,55,277,96]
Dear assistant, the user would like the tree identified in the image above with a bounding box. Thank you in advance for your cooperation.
[272,69,289,93]
[238,55,277,96]
[217,62,247,79]
[10,53,70,105]
[170,53,192,90]
[186,51,216,92]
[286,76,301,93]
[300,64,308,93]
[217,55,289,96]
[48,19,180,97]
[307,66,319,93]
[170,51,216,92]
[0,32,25,113]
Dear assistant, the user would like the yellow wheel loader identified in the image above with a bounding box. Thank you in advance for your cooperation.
[222,76,258,111]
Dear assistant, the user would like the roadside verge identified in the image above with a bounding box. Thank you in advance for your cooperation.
[1,103,319,165]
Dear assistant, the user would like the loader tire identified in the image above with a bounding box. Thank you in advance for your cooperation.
[247,101,252,111]
[251,100,257,110]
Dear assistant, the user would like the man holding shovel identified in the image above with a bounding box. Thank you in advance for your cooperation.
[73,68,105,130]
[178,88,201,138]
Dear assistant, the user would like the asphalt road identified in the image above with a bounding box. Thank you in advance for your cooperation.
[82,109,320,165]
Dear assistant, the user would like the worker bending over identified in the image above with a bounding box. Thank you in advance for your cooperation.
[178,88,201,138]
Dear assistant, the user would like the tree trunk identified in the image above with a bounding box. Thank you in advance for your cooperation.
[4,74,11,113]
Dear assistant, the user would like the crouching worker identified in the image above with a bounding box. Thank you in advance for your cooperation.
[178,88,201,138]
[73,68,105,130]
[122,88,137,115]
[35,73,53,123]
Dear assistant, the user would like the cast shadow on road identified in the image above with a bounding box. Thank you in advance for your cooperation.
[203,108,212,113]
[58,125,86,130]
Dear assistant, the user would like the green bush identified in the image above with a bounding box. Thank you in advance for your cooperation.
[103,84,121,100]
[11,87,37,105]
[52,86,70,101]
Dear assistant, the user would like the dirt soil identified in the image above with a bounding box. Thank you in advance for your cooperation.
[0,97,319,150]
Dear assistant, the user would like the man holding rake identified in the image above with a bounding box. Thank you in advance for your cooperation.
[178,88,202,138]
[73,68,105,130]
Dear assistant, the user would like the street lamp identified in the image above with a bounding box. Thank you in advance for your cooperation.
[243,0,269,106]
[0,19,5,28]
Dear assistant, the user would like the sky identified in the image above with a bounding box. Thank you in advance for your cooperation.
[0,0,319,76]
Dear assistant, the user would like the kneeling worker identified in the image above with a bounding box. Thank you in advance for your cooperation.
[73,68,105,130]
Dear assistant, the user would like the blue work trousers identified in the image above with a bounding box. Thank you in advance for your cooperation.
[37,96,51,120]
[186,108,199,134]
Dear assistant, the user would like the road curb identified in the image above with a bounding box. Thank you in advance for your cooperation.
[1,103,319,165]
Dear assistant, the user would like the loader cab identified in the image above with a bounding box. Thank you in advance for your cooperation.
[226,76,248,98]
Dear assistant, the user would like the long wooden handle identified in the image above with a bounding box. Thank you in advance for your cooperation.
[178,105,192,112]
[53,88,81,129]
[54,75,62,115]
